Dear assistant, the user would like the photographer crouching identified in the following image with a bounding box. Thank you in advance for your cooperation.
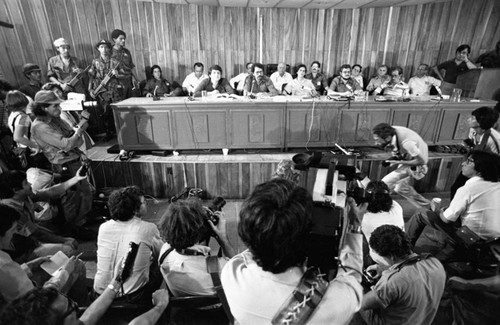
[30,90,93,237]
[158,197,236,297]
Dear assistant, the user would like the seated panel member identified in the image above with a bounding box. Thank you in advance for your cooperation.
[328,64,362,97]
[158,198,235,296]
[243,63,278,97]
[408,64,442,96]
[230,62,253,94]
[142,65,182,97]
[270,62,293,94]
[373,66,409,97]
[361,225,446,325]
[351,64,365,90]
[366,65,390,94]
[284,64,318,97]
[221,178,366,325]
[305,61,330,95]
[406,150,500,247]
[182,62,208,95]
[194,65,235,97]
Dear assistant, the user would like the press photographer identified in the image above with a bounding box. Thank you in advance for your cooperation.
[158,196,236,297]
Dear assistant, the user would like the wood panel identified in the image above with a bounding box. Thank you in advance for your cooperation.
[1,0,499,90]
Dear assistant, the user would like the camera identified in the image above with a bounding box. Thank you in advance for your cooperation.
[82,100,98,108]
[204,196,226,226]
[347,186,372,204]
[117,241,139,283]
[79,162,89,176]
[382,153,406,167]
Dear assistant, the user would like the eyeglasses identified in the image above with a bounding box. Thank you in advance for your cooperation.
[59,294,79,321]
[465,157,475,165]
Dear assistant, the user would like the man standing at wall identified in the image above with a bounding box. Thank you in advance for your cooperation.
[47,38,85,96]
[111,29,138,98]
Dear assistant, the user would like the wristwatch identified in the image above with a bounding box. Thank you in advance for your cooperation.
[107,282,120,294]
[348,224,362,234]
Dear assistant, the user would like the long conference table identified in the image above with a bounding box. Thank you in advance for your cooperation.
[111,96,497,151]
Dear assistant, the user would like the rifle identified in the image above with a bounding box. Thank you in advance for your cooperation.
[64,65,90,93]
[90,61,121,99]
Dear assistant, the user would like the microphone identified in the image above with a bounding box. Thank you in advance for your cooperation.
[153,85,158,97]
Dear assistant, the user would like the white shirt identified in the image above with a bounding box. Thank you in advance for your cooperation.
[408,76,442,96]
[443,176,500,240]
[393,126,429,164]
[221,234,363,325]
[361,201,404,243]
[159,243,228,296]
[284,78,316,97]
[230,72,249,91]
[182,72,208,93]
[270,71,293,93]
[94,217,163,295]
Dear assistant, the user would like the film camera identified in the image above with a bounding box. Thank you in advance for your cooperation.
[170,187,226,227]
[382,152,406,167]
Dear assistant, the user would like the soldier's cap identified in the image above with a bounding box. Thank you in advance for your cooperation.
[95,39,112,49]
[22,63,41,75]
[34,90,64,105]
[53,38,70,48]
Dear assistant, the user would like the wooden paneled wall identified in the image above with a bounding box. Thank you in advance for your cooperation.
[1,0,499,88]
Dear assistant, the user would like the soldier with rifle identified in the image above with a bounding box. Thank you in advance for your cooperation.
[88,40,125,140]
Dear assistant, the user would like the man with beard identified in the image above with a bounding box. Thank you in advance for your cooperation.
[328,64,362,97]
[305,61,330,95]
[47,38,85,96]
[408,64,442,97]
[372,123,430,208]
[19,64,43,100]
[243,63,277,97]
[373,67,409,97]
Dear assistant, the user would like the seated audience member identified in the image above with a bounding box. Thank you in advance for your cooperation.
[157,198,235,296]
[182,62,208,95]
[18,63,43,100]
[406,150,500,249]
[351,64,365,90]
[284,64,318,97]
[0,204,87,304]
[433,44,478,95]
[366,65,390,94]
[230,62,253,95]
[194,65,235,97]
[361,225,446,325]
[221,178,366,324]
[361,181,404,244]
[94,186,163,303]
[305,61,330,95]
[476,40,500,68]
[450,106,500,199]
[448,274,500,325]
[0,280,170,325]
[373,66,409,96]
[142,65,182,97]
[408,64,443,96]
[270,62,293,94]
[0,169,87,259]
[244,63,278,97]
[328,64,362,97]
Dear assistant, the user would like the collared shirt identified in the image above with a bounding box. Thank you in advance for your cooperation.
[243,75,278,95]
[221,233,363,325]
[194,78,235,97]
[31,115,82,164]
[393,126,429,164]
[437,60,469,84]
[230,72,249,91]
[159,243,228,297]
[94,217,163,296]
[111,47,135,75]
[47,55,84,92]
[329,76,362,93]
[366,254,446,325]
[408,76,442,96]
[366,75,391,92]
[270,71,293,93]
[443,176,500,240]
[305,72,329,94]
[142,78,183,97]
[182,72,209,93]
[284,78,317,97]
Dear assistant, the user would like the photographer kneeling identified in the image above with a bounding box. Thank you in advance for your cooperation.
[158,198,235,296]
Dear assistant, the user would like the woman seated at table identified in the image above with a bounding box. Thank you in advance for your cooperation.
[143,65,183,97]
[366,65,390,94]
[284,64,318,98]
[432,44,477,95]
[194,65,235,97]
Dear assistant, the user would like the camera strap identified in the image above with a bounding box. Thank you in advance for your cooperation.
[206,256,234,323]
